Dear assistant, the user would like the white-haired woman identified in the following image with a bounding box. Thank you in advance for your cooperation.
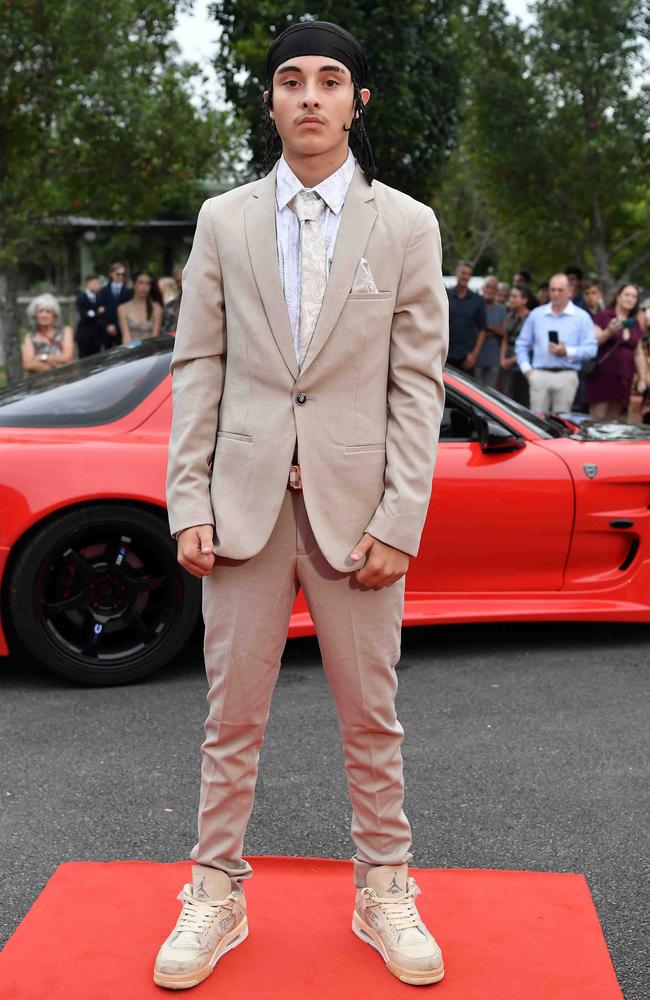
[22,293,74,374]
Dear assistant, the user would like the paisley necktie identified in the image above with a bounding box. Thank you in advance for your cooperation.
[289,190,327,368]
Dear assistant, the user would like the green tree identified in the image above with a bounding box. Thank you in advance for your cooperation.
[458,0,650,290]
[0,0,241,383]
[433,141,500,274]
[210,0,460,200]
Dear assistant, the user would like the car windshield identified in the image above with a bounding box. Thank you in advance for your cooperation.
[0,341,568,435]
[0,337,173,428]
[445,368,565,438]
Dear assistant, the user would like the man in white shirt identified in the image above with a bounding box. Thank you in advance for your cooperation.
[156,21,448,990]
[97,261,132,348]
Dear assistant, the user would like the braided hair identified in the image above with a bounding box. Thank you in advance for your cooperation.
[345,81,376,185]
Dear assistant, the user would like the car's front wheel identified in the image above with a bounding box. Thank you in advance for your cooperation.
[8,505,201,685]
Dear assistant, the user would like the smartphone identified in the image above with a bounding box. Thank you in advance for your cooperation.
[548,330,559,344]
[622,318,636,329]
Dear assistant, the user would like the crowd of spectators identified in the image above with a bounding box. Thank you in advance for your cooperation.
[21,258,650,427]
[21,262,183,376]
[447,261,650,421]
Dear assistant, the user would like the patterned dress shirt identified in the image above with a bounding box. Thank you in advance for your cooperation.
[275,149,356,363]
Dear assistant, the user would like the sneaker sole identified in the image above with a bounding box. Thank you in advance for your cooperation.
[153,916,249,990]
[352,913,444,986]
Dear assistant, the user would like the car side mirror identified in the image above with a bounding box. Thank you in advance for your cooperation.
[479,417,525,454]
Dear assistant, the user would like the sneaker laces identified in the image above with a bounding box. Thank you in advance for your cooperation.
[173,885,235,942]
[362,877,423,932]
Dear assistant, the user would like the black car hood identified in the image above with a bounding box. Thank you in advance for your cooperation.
[0,339,173,427]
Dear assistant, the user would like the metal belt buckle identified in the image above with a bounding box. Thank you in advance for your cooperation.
[289,464,303,490]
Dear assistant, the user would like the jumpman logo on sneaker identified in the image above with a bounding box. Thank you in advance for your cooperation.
[386,873,402,895]
[194,876,209,899]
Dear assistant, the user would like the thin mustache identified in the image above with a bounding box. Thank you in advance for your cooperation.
[296,114,326,125]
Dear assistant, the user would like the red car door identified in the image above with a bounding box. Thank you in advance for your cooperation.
[408,392,575,593]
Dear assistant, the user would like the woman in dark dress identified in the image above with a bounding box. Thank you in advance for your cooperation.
[499,284,530,406]
[585,283,647,419]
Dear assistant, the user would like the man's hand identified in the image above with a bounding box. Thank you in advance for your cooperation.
[463,351,477,370]
[107,323,117,336]
[349,534,410,590]
[548,341,567,357]
[177,524,215,578]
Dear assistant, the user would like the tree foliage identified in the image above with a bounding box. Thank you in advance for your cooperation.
[447,0,650,290]
[0,0,242,381]
[210,0,461,200]
[433,140,500,273]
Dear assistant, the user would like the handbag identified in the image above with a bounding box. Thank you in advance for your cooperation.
[581,342,618,376]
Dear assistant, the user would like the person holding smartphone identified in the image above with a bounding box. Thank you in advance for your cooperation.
[514,272,597,413]
[585,282,647,419]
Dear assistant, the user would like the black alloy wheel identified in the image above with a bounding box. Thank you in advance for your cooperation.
[8,505,201,685]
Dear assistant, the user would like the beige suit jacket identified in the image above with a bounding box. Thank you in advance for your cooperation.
[166,164,448,573]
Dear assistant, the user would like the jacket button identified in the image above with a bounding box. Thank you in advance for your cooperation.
[295,393,307,405]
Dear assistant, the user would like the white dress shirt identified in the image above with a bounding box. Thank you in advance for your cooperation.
[275,149,356,363]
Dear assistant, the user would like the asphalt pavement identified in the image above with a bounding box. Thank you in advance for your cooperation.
[1,620,648,997]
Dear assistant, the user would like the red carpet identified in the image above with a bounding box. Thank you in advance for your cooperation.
[0,857,621,999]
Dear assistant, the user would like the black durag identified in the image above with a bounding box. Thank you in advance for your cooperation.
[265,20,376,185]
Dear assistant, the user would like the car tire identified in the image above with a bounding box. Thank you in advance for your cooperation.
[8,505,201,685]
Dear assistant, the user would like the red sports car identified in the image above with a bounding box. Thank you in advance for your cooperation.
[1,336,649,686]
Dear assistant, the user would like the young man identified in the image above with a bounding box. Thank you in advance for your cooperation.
[566,265,587,311]
[97,261,132,348]
[74,274,104,358]
[157,20,448,990]
[583,279,604,317]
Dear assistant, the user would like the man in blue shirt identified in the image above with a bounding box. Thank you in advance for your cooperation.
[515,273,597,413]
[475,275,506,387]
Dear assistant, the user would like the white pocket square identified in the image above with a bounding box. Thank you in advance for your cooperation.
[351,257,379,294]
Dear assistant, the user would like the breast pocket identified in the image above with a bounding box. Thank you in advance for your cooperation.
[343,293,395,336]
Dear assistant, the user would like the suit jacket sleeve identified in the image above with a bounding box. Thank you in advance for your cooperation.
[75,291,92,319]
[96,288,112,330]
[364,205,448,557]
[166,199,226,538]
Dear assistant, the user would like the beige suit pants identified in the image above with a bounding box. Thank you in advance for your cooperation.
[189,488,412,887]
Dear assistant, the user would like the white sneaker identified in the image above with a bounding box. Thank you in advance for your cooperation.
[154,865,248,990]
[352,863,444,985]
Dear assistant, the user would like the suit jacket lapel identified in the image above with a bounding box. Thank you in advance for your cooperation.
[245,164,299,381]
[300,167,377,377]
